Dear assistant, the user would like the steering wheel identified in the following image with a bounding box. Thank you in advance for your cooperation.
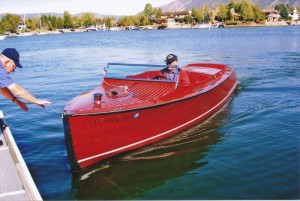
[153,75,168,80]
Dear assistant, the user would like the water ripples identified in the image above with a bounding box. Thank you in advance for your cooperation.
[1,26,299,200]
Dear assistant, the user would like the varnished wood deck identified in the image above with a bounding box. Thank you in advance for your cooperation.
[0,111,42,201]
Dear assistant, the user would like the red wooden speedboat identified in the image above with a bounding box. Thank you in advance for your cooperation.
[63,63,238,171]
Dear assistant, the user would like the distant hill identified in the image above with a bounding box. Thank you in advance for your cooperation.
[25,13,63,18]
[1,0,299,20]
[0,12,119,20]
[159,0,300,11]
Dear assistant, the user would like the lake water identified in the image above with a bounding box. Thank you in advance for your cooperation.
[0,26,299,200]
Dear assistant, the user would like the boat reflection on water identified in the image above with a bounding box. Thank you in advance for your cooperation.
[71,102,234,200]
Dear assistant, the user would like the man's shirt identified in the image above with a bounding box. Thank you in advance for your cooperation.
[0,64,14,88]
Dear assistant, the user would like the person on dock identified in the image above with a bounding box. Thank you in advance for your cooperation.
[158,54,190,86]
[0,48,51,111]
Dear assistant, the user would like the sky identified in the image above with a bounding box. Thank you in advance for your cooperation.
[0,0,174,15]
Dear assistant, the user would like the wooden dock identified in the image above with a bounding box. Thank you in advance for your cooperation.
[0,111,42,201]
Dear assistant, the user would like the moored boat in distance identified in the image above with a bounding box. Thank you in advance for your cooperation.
[86,26,98,32]
[63,62,238,171]
[16,32,36,37]
[0,35,7,40]
[194,23,212,29]
[108,26,123,31]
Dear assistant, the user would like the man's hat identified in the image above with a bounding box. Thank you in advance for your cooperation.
[2,48,22,68]
[165,54,178,64]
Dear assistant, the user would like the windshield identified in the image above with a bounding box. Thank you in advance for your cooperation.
[104,63,179,83]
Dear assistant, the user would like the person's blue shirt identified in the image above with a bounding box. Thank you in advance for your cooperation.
[0,63,14,88]
[160,65,180,81]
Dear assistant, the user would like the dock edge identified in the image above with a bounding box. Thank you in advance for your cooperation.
[0,111,42,201]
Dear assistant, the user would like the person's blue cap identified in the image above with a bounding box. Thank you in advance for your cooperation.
[2,48,22,68]
[165,54,178,64]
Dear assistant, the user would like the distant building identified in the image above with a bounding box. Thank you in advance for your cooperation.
[18,14,27,31]
[156,11,189,29]
[289,8,299,20]
[160,11,189,20]
[262,9,281,22]
[17,24,27,31]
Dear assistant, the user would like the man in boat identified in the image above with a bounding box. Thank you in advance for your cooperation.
[0,48,51,111]
[158,54,190,86]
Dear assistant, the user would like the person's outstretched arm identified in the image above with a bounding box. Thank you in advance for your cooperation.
[0,87,28,111]
[7,83,52,108]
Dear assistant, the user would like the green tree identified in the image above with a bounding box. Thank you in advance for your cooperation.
[26,18,39,30]
[253,4,265,21]
[40,15,49,29]
[275,3,289,19]
[72,16,81,28]
[217,3,228,21]
[118,16,129,26]
[143,3,153,17]
[141,3,153,25]
[139,14,148,26]
[240,0,255,21]
[227,8,234,21]
[56,17,64,29]
[80,12,95,27]
[228,0,240,13]
[184,15,193,24]
[119,15,139,26]
[153,8,162,18]
[193,6,210,22]
[191,7,201,22]
[103,16,115,27]
[49,15,58,30]
[64,11,74,28]
[0,14,20,33]
[203,5,211,22]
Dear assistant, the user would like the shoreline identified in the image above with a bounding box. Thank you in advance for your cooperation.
[1,21,297,38]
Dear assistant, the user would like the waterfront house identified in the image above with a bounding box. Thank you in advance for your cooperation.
[156,11,189,29]
[289,8,299,21]
[262,9,281,22]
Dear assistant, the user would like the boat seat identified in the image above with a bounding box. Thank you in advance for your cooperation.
[185,71,213,85]
[126,70,161,80]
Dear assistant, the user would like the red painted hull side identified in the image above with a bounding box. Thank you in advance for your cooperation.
[64,70,238,170]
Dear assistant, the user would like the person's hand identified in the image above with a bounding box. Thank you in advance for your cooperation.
[15,99,28,111]
[36,100,52,108]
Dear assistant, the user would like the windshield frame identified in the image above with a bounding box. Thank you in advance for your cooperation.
[104,63,179,84]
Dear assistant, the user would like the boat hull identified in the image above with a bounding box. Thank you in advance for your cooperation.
[63,69,237,171]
